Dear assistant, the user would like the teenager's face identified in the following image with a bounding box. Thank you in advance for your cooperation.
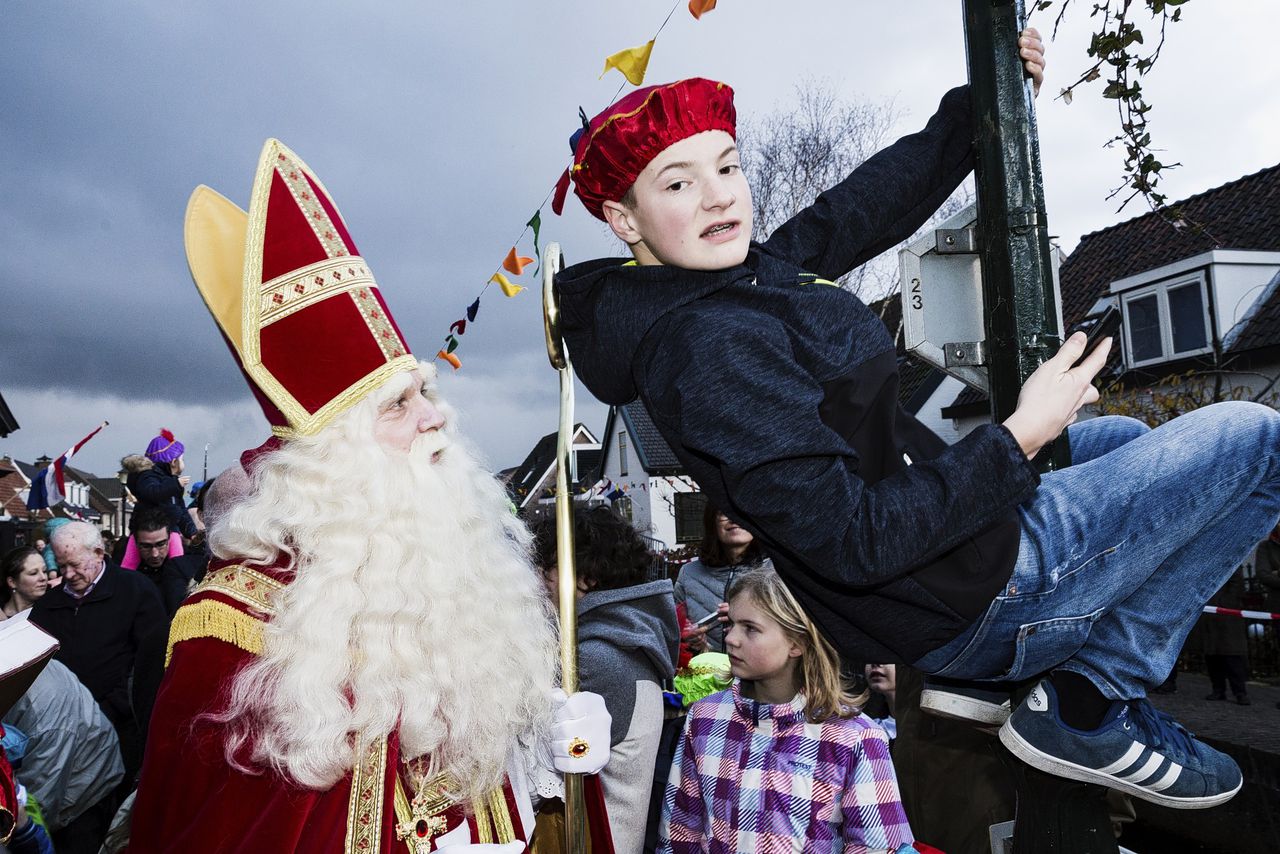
[613,130,752,271]
[724,591,802,685]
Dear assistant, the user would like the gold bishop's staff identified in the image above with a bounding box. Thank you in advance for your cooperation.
[542,243,589,853]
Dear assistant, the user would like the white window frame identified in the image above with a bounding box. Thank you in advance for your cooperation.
[1120,273,1213,368]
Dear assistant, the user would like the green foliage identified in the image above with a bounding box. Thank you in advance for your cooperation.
[1034,0,1192,220]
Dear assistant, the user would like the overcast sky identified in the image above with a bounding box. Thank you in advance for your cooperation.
[3,0,1277,480]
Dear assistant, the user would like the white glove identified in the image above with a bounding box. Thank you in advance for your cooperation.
[549,688,611,775]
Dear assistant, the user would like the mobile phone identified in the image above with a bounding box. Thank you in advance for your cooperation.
[1071,305,1121,369]
[694,610,721,629]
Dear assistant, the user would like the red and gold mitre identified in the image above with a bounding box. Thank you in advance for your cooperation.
[184,139,416,439]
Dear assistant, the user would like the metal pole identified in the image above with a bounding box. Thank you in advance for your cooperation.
[542,243,588,853]
[964,0,1070,469]
[964,3,1116,851]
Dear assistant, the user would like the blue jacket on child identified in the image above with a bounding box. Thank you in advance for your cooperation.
[558,86,1041,665]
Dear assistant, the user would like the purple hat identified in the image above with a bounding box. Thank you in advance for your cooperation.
[145,428,185,463]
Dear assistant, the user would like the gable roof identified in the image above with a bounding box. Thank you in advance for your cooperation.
[599,402,685,477]
[505,423,599,506]
[1060,163,1280,329]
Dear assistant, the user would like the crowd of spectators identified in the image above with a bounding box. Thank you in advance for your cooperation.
[3,451,1279,853]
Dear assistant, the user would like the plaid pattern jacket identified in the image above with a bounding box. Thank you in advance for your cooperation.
[658,681,912,853]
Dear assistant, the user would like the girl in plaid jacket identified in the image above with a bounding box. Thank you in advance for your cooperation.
[658,567,918,854]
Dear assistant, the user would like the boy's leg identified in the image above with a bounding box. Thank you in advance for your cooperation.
[918,415,1149,725]
[973,401,1280,808]
[935,402,1280,695]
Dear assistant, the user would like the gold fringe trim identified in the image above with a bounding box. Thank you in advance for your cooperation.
[165,599,266,667]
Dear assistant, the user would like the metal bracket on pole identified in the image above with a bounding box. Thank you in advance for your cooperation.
[935,227,978,254]
[943,341,987,368]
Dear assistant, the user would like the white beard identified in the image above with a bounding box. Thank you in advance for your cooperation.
[211,370,557,805]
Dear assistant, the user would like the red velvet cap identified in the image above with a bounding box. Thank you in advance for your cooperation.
[568,78,736,221]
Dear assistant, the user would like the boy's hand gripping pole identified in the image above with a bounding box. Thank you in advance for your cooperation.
[542,243,588,854]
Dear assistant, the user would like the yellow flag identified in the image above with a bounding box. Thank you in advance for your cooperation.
[490,271,525,298]
[436,349,462,370]
[600,39,655,86]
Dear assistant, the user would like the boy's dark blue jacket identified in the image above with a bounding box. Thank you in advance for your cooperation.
[557,86,1042,665]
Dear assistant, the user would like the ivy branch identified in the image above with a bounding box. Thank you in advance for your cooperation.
[1033,0,1192,223]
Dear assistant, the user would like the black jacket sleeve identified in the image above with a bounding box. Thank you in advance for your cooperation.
[645,317,1038,589]
[759,86,974,281]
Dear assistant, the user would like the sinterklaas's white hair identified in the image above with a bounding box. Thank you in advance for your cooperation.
[209,363,557,804]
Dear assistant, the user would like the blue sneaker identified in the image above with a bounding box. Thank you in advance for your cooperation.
[999,679,1243,809]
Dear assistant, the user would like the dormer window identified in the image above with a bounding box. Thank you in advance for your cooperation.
[1120,274,1212,367]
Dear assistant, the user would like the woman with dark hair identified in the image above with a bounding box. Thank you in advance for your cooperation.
[1,547,49,619]
[674,502,773,653]
[532,507,678,854]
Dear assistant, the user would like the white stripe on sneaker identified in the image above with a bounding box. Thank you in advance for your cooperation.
[1120,753,1163,784]
[1147,761,1183,792]
[1099,741,1146,775]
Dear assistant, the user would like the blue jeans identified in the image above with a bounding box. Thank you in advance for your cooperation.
[915,402,1280,700]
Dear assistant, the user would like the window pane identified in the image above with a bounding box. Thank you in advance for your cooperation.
[1169,283,1208,354]
[1127,294,1162,362]
[674,492,708,544]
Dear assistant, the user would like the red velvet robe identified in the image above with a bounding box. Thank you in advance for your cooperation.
[129,560,531,853]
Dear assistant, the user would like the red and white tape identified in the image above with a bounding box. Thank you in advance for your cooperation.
[1202,605,1280,621]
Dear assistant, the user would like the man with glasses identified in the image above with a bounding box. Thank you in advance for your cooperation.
[130,508,204,616]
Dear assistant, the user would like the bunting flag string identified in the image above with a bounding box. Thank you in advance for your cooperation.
[432,0,714,370]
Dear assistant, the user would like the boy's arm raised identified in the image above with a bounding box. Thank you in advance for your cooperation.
[759,86,974,282]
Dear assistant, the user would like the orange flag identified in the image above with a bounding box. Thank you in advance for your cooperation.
[503,247,535,276]
[436,349,462,370]
[489,272,525,298]
[600,39,655,86]
[688,0,716,20]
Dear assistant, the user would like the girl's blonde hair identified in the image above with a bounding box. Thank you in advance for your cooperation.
[727,566,868,723]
